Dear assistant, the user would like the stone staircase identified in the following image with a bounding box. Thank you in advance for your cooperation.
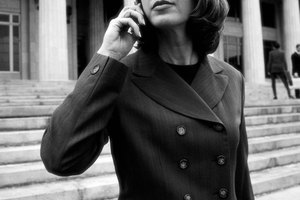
[0,80,300,200]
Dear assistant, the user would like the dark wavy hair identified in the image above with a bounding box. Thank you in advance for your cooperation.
[136,0,229,58]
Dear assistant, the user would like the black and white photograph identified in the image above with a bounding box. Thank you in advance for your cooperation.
[0,0,300,199]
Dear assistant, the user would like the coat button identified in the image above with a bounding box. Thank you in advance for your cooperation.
[183,194,192,200]
[177,125,186,136]
[213,124,224,132]
[179,159,189,170]
[91,64,100,74]
[217,155,226,166]
[219,188,229,199]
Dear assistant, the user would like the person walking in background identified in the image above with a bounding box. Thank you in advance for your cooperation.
[291,44,300,98]
[268,42,293,99]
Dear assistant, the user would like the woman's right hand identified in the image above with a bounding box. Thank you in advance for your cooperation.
[98,3,145,61]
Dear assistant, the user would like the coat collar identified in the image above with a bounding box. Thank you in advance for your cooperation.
[129,50,228,124]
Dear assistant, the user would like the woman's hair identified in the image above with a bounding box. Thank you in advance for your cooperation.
[136,0,229,58]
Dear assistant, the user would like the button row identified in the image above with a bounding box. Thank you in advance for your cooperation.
[176,124,225,136]
[182,189,228,200]
[176,124,226,200]
[178,155,226,170]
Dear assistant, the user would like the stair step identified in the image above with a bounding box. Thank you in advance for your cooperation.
[0,174,118,200]
[0,130,43,146]
[246,113,300,126]
[246,121,300,138]
[255,185,300,200]
[245,98,300,107]
[0,85,73,90]
[0,155,114,188]
[0,144,111,165]
[249,146,300,171]
[251,162,300,195]
[0,106,57,118]
[0,145,40,165]
[0,79,75,85]
[0,95,66,100]
[0,100,63,107]
[248,133,300,153]
[244,105,300,116]
[0,90,71,97]
[0,117,49,131]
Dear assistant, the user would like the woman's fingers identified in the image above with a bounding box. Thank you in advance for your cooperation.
[122,4,144,16]
[113,17,141,38]
[121,9,145,26]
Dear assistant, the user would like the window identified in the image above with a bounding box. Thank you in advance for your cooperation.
[223,35,243,73]
[227,0,241,22]
[0,13,20,72]
[260,2,276,28]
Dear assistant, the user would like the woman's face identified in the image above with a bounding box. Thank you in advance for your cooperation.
[140,0,194,29]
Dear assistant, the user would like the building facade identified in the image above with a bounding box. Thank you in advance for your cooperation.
[0,0,299,83]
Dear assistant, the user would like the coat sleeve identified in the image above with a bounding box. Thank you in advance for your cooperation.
[40,54,128,176]
[235,76,255,200]
[292,54,296,74]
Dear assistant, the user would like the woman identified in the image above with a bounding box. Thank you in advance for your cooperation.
[41,0,254,199]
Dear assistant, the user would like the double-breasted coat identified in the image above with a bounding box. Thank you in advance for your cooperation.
[41,50,254,200]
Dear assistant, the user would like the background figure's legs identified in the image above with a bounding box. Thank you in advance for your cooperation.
[271,73,277,98]
[278,72,292,97]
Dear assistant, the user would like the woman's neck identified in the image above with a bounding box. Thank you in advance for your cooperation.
[156,27,198,65]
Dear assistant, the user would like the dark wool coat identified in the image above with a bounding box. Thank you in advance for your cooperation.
[268,49,288,73]
[41,50,254,200]
[292,52,300,75]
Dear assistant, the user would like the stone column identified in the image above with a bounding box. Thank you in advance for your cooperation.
[39,0,69,80]
[21,0,30,79]
[88,0,105,60]
[67,0,78,80]
[242,0,265,83]
[283,0,300,71]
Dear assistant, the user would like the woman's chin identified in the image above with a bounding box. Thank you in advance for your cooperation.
[150,16,185,29]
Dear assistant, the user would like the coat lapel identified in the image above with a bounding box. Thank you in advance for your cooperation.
[130,51,228,124]
[191,56,229,109]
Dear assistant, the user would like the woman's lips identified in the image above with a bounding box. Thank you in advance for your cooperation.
[152,1,173,9]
